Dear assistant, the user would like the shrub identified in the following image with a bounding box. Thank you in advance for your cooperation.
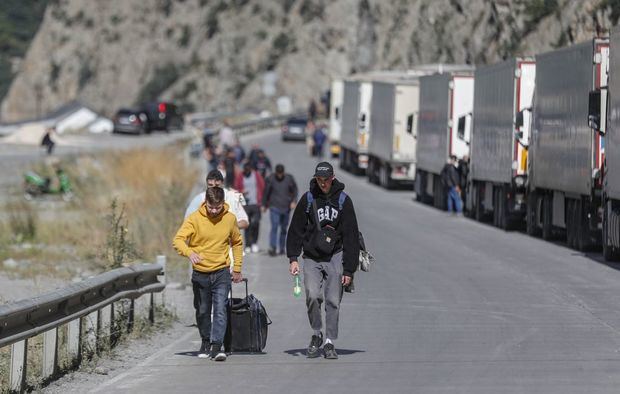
[101,198,140,269]
[178,25,192,47]
[135,63,180,104]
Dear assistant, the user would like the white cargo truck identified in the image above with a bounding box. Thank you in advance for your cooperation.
[367,78,419,188]
[340,78,373,175]
[526,38,609,252]
[328,79,344,158]
[467,58,535,229]
[414,68,475,209]
[596,29,620,260]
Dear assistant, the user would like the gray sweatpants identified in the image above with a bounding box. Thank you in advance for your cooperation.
[302,251,344,340]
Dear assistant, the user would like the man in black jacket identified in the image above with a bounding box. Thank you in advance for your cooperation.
[262,164,298,256]
[441,155,462,215]
[286,162,360,360]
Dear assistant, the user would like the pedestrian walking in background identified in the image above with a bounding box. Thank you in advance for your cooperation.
[41,126,56,155]
[308,99,317,121]
[313,124,327,158]
[232,137,246,164]
[251,149,272,179]
[185,170,248,230]
[235,162,265,253]
[218,119,235,151]
[173,187,244,362]
[305,120,316,156]
[223,148,237,188]
[262,164,298,256]
[286,162,360,360]
[441,155,462,215]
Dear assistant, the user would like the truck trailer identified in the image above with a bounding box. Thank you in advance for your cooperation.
[467,58,535,229]
[367,78,419,188]
[340,77,373,175]
[414,68,475,209]
[597,29,620,260]
[328,79,344,158]
[526,38,609,252]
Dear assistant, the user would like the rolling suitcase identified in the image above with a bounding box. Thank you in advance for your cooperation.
[224,278,271,353]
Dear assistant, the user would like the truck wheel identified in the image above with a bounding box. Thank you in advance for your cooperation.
[566,200,575,249]
[498,187,508,230]
[474,183,483,222]
[603,203,620,261]
[526,192,540,236]
[542,194,553,240]
[339,149,346,170]
[575,199,588,252]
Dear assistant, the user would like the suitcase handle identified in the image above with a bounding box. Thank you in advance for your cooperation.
[230,277,248,300]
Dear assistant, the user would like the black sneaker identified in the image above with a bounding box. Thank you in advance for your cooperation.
[307,333,322,358]
[209,343,227,361]
[323,343,338,359]
[198,339,209,358]
[268,248,277,257]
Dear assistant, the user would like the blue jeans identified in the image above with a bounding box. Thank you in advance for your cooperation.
[192,268,230,344]
[269,207,290,252]
[447,186,463,213]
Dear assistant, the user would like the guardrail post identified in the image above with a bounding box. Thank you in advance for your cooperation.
[149,293,155,324]
[156,255,167,307]
[97,305,112,352]
[127,299,134,333]
[42,328,58,381]
[10,339,27,393]
[67,318,81,367]
[84,311,97,355]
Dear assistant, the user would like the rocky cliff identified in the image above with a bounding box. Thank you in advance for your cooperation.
[1,0,617,122]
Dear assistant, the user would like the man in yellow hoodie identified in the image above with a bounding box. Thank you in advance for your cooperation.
[173,186,243,361]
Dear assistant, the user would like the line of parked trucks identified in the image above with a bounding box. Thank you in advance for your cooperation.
[329,28,620,261]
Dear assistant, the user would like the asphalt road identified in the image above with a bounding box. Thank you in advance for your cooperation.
[90,129,620,393]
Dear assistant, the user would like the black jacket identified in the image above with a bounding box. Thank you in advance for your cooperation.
[441,163,460,188]
[286,178,360,277]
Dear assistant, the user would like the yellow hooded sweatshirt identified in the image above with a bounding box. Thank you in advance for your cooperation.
[172,202,243,273]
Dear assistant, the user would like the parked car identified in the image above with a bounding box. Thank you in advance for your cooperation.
[112,108,148,135]
[140,101,184,132]
[281,116,307,141]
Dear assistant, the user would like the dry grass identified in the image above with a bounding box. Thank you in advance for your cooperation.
[0,142,198,280]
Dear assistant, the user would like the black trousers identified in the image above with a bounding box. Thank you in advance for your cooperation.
[244,204,261,246]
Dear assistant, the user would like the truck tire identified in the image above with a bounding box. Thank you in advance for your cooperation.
[542,194,553,240]
[474,183,483,222]
[339,149,346,170]
[566,199,575,249]
[415,170,423,202]
[526,191,541,237]
[603,203,620,261]
[380,165,393,190]
[575,199,590,252]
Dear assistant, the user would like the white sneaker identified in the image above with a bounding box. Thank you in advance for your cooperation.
[251,244,259,253]
[213,351,227,362]
[244,246,251,254]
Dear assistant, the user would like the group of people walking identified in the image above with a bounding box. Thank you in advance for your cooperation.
[174,131,361,362]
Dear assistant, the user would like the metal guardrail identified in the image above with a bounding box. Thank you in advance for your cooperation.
[0,259,166,393]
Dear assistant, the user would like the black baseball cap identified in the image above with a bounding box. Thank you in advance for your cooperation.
[314,162,334,178]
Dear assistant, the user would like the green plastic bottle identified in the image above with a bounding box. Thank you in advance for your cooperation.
[293,274,302,298]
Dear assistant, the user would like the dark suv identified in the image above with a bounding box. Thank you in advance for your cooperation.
[140,102,184,132]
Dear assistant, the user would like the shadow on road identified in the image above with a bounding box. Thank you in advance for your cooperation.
[175,350,268,357]
[284,348,365,357]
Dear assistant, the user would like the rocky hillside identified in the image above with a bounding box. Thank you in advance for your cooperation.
[1,0,618,122]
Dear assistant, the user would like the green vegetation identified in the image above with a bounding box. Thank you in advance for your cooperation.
[524,0,559,29]
[600,0,620,25]
[0,0,50,101]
